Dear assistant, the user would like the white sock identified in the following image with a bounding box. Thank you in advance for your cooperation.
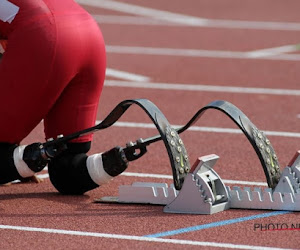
[13,145,35,178]
[86,153,113,185]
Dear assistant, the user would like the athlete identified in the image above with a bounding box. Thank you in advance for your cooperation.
[0,0,129,194]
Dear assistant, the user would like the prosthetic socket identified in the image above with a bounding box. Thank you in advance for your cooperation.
[23,143,50,172]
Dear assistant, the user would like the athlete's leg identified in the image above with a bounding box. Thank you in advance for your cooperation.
[42,11,118,194]
[0,9,63,182]
[0,1,129,190]
[48,142,129,194]
[48,142,97,194]
[43,10,133,194]
[0,20,58,143]
[0,1,94,182]
[43,12,106,142]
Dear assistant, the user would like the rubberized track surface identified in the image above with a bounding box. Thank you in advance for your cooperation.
[1,1,300,249]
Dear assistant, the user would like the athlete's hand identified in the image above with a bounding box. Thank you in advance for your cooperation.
[18,175,44,183]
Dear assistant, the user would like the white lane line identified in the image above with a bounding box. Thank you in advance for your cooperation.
[106,45,300,61]
[35,172,268,187]
[106,68,150,82]
[106,45,246,58]
[247,44,300,58]
[0,224,289,250]
[77,0,208,26]
[105,80,300,97]
[108,120,300,138]
[121,172,268,187]
[36,174,50,179]
[93,15,176,26]
[93,14,300,31]
[93,15,300,31]
[78,0,300,32]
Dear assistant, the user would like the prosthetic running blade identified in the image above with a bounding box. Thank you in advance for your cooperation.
[42,99,280,191]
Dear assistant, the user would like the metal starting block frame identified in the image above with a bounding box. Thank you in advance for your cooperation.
[228,151,300,211]
[118,154,230,214]
[101,151,300,214]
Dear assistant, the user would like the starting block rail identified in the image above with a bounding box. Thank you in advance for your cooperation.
[98,152,300,214]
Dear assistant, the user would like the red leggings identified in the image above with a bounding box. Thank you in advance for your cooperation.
[0,0,106,144]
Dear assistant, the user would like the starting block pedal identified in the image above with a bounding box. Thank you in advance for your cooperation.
[163,154,230,214]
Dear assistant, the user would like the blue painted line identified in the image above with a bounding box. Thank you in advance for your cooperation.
[144,211,290,238]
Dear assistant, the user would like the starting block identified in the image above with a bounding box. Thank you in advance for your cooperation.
[99,154,230,214]
[164,154,229,214]
[98,152,300,214]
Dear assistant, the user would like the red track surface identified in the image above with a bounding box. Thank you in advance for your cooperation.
[1,1,300,249]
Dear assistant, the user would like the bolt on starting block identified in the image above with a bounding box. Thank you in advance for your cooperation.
[98,152,300,214]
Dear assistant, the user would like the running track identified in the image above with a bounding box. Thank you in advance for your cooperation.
[1,0,300,249]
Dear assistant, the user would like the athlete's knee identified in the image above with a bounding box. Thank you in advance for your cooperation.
[48,142,130,195]
[48,141,97,195]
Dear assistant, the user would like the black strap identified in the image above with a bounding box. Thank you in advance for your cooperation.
[43,99,281,189]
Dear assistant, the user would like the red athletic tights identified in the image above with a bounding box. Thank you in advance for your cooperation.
[0,0,106,144]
